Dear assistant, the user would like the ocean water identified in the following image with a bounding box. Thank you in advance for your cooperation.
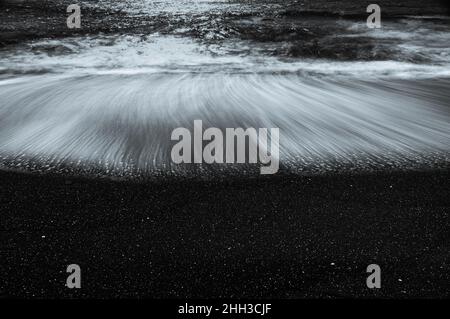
[0,0,449,177]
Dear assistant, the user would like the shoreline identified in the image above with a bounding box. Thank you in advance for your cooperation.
[1,0,449,300]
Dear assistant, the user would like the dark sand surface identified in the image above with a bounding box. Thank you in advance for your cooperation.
[1,169,449,298]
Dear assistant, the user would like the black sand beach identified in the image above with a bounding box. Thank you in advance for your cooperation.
[1,0,449,300]
[1,169,449,298]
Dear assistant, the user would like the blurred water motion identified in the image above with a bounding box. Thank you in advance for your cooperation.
[0,1,449,177]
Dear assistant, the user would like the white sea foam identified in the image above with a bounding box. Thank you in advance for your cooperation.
[0,73,449,176]
[2,33,450,79]
[0,2,449,177]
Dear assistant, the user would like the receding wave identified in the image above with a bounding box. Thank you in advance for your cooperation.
[1,1,450,178]
[0,73,449,178]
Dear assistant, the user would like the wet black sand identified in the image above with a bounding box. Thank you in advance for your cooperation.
[1,169,449,298]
